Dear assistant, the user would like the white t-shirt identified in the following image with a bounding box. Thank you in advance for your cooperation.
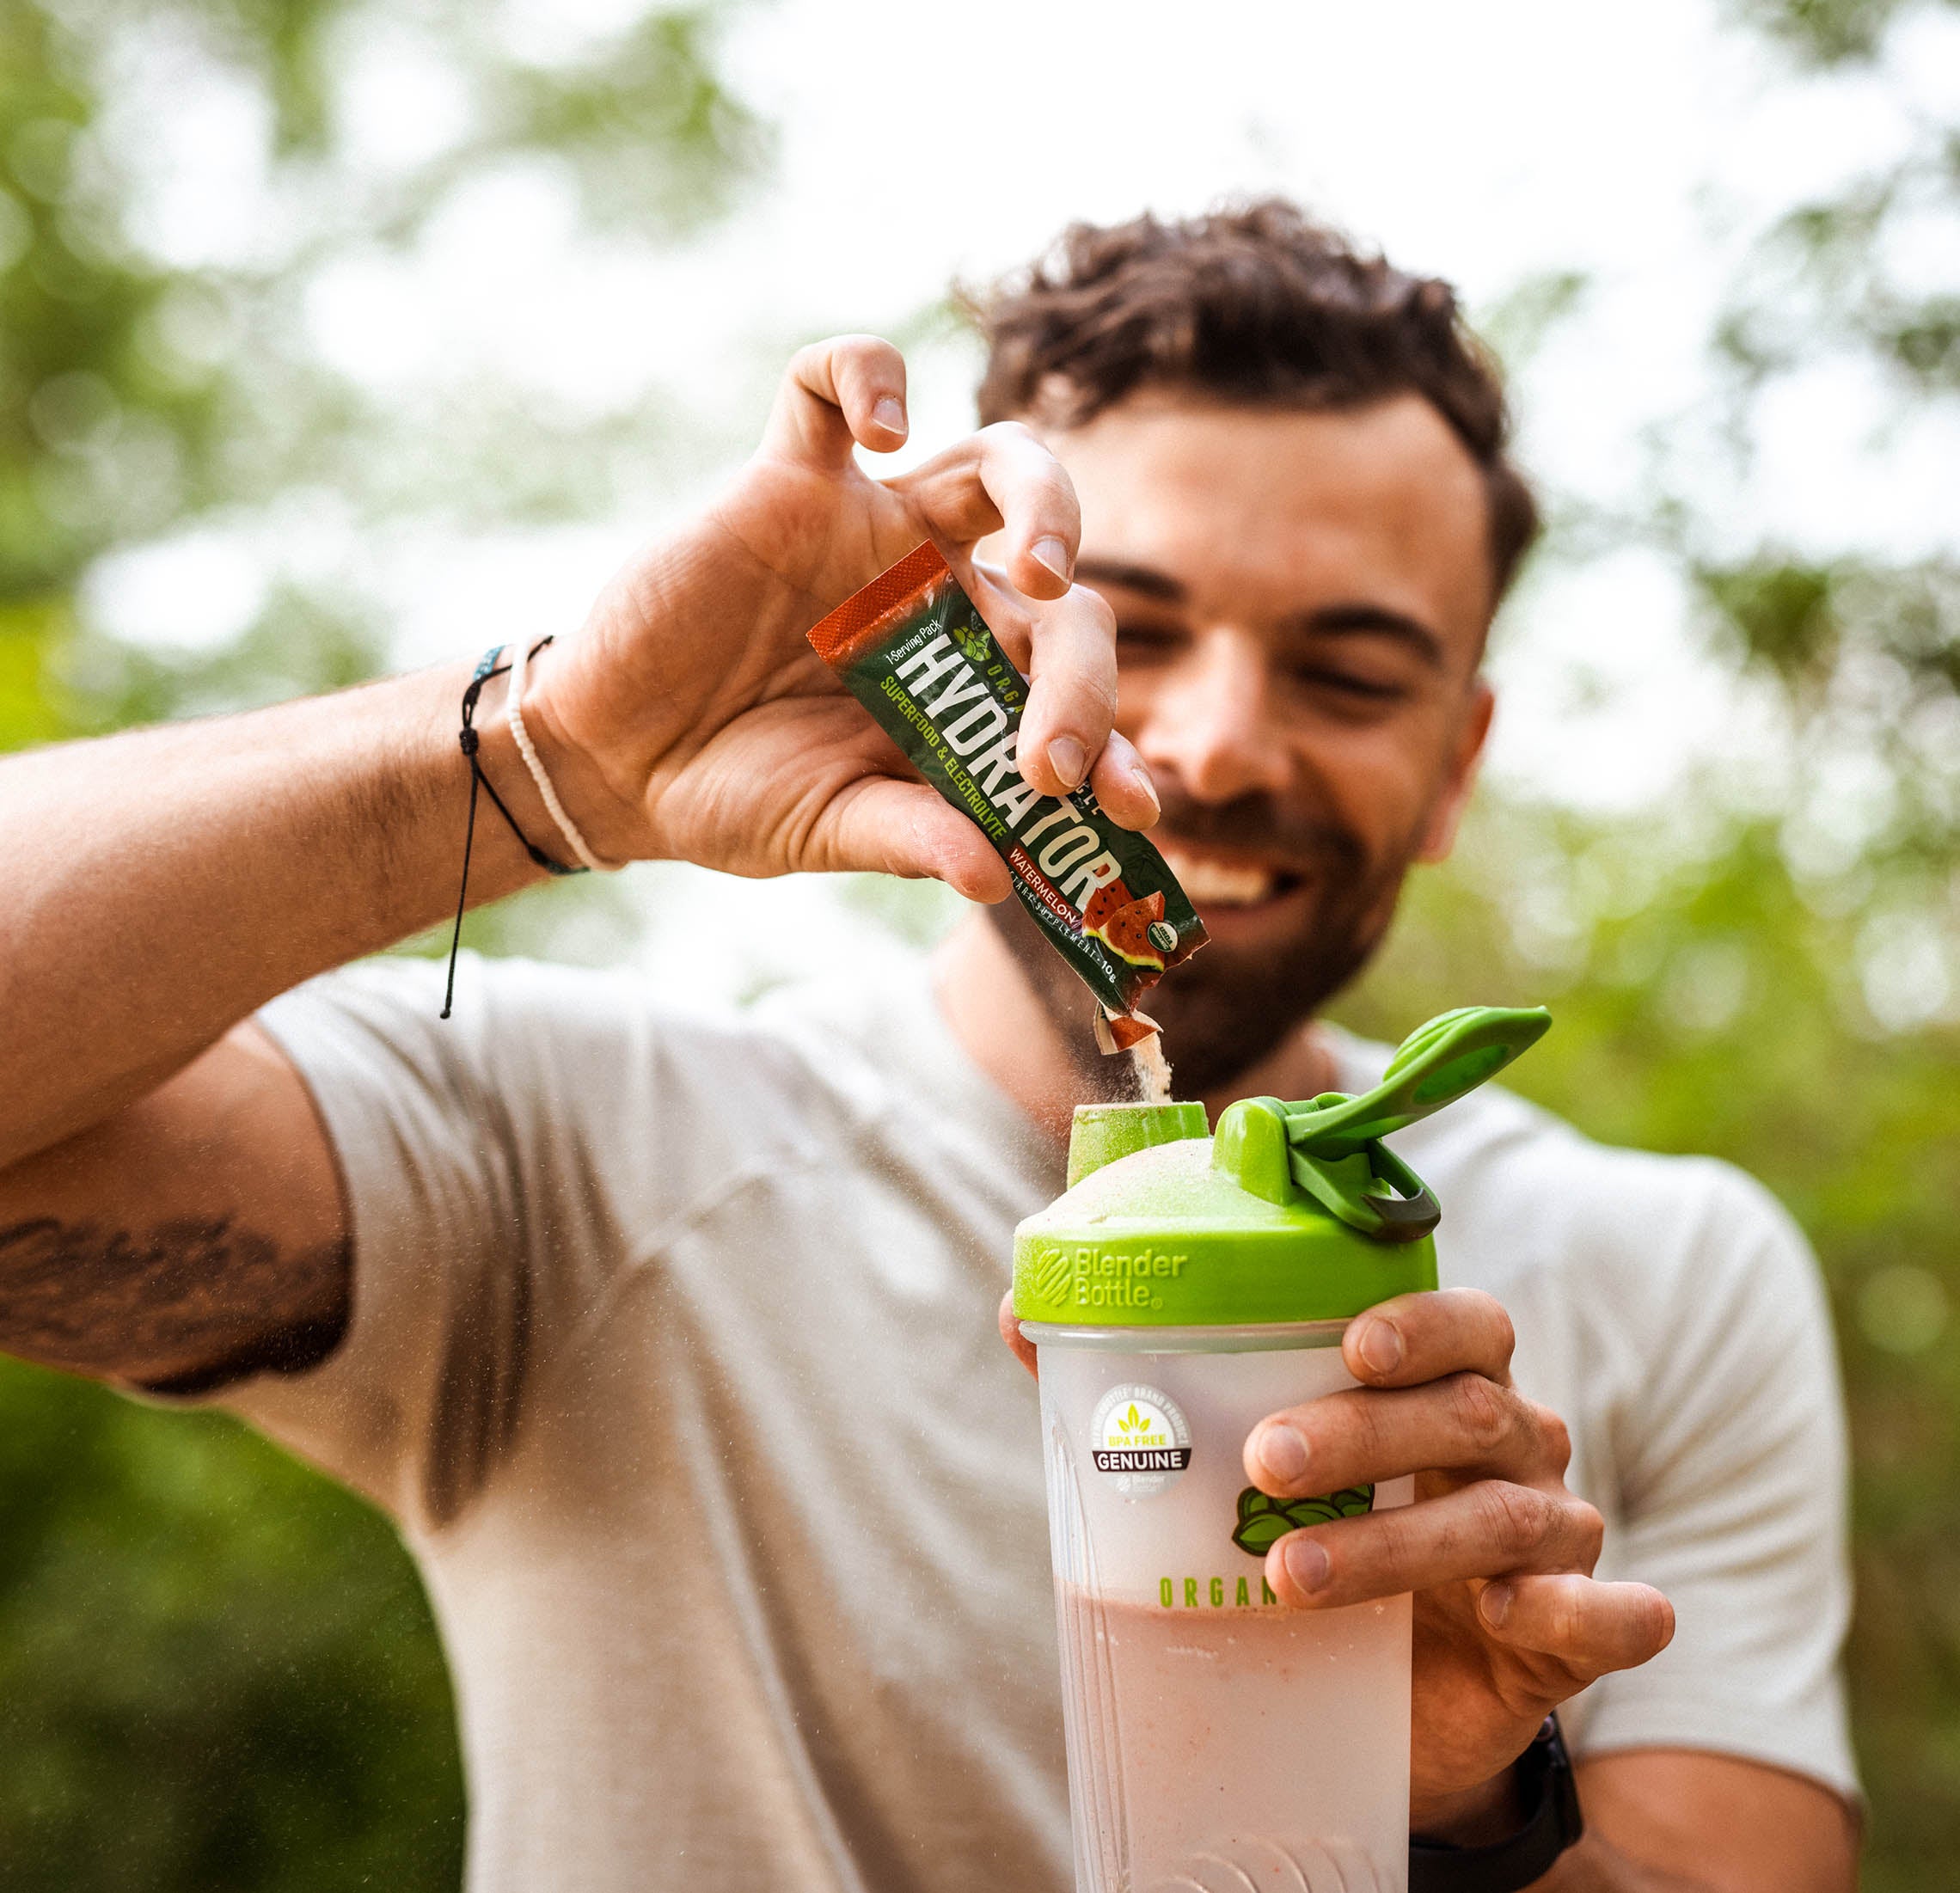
[221,949,1855,1892]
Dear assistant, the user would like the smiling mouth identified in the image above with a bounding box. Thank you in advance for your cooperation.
[1158,843,1304,910]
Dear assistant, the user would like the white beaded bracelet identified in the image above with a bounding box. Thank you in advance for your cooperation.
[506,635,622,874]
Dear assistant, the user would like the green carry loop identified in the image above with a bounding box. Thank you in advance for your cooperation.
[1211,1007,1552,1247]
[1289,1006,1552,1156]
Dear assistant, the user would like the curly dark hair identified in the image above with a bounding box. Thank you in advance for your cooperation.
[972,200,1539,604]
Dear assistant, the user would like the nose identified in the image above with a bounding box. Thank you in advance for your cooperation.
[1130,628,1293,806]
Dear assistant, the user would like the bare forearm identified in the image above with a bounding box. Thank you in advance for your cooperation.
[0,661,548,1167]
[1549,1754,1858,1893]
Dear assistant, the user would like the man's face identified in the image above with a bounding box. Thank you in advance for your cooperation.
[994,390,1498,1097]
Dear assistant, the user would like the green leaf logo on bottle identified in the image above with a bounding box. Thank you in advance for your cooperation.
[1231,1483,1374,1556]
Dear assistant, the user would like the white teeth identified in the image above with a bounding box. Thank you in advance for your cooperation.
[1161,849,1278,907]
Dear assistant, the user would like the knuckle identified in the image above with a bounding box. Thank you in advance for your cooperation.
[1076,671,1118,721]
[1367,1510,1417,1596]
[1450,1373,1512,1455]
[1451,1288,1514,1363]
[1565,1498,1605,1567]
[980,418,1038,454]
[1316,1388,1380,1475]
[1477,1479,1548,1551]
[1548,1583,1588,1650]
[1532,1401,1573,1476]
[1484,1296,1517,1363]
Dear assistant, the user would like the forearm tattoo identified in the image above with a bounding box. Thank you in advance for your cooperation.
[0,1216,351,1394]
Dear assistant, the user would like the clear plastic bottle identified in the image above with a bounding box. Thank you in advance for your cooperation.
[1012,1008,1550,1893]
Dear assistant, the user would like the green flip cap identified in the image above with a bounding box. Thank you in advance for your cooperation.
[1013,1006,1550,1326]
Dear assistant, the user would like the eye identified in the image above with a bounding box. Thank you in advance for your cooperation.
[1287,664,1413,708]
[1114,621,1188,661]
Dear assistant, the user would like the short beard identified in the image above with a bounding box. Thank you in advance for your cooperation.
[984,788,1418,1100]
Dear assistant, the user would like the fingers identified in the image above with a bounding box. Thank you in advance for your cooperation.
[1342,1287,1516,1391]
[755,368,1135,812]
[1086,728,1161,831]
[895,420,1080,603]
[998,1291,1039,1380]
[761,335,909,469]
[1245,1374,1571,1498]
[893,420,1131,801]
[1016,582,1121,799]
[957,565,1154,815]
[1478,1574,1675,1681]
[1265,1480,1605,1610]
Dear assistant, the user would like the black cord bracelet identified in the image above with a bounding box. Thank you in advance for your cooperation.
[441,639,585,1020]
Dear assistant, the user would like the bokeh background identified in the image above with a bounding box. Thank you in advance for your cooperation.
[2,0,1957,1886]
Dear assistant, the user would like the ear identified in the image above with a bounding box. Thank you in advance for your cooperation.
[1415,679,1494,864]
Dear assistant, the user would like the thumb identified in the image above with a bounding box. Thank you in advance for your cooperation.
[816,776,1011,903]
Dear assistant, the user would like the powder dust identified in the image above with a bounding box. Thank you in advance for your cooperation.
[1130,1033,1173,1104]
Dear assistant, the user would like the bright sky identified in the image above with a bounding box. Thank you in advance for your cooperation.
[89,0,1960,1000]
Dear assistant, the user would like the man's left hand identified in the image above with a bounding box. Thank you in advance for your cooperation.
[999,1283,1675,1842]
[1238,1285,1675,1838]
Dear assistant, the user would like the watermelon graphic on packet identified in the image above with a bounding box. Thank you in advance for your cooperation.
[1082,884,1179,971]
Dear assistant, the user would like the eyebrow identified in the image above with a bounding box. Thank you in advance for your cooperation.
[1074,556,1185,602]
[1075,557,1447,671]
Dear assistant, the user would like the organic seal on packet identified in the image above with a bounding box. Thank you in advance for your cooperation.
[808,542,1207,1051]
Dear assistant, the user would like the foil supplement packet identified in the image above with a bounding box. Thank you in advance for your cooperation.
[809,542,1207,1051]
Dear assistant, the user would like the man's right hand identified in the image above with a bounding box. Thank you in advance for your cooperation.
[518,334,1159,893]
[0,334,1153,1389]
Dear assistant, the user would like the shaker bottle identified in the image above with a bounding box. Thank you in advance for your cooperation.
[1013,1006,1550,1893]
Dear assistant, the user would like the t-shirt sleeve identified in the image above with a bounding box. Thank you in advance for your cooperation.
[204,953,703,1534]
[1571,1161,1858,1801]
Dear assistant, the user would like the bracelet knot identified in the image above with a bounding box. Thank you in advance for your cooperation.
[440,638,588,1020]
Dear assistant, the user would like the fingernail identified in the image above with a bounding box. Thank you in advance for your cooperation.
[1047,734,1087,788]
[872,395,906,436]
[1030,536,1071,585]
[1479,1582,1513,1629]
[1256,1423,1308,1488]
[1283,1535,1331,1595]
[1357,1320,1402,1375]
[1128,761,1161,818]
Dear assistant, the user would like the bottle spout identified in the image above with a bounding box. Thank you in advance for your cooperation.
[1065,1101,1209,1189]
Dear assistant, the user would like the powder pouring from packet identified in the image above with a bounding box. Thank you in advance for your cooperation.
[1128,1032,1174,1104]
[808,542,1208,1052]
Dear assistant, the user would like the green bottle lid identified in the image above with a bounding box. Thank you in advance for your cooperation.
[1012,1006,1549,1326]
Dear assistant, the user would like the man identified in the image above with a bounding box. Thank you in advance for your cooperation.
[0,204,1856,1890]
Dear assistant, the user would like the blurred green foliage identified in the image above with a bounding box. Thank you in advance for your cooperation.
[1,1,1957,1891]
[0,1369,463,1893]
[1730,0,1960,64]
[1338,799,1960,1893]
[0,0,760,1888]
[1363,8,1960,1884]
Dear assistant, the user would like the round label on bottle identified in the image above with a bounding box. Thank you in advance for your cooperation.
[1089,1384,1192,1497]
